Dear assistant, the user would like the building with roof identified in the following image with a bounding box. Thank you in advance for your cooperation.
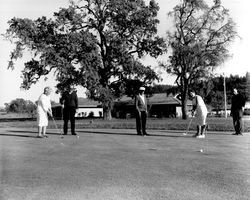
[52,93,195,119]
[52,97,103,119]
[112,93,193,118]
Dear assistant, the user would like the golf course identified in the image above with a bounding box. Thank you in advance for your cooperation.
[1,117,250,200]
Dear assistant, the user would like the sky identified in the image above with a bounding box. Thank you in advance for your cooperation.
[0,0,249,107]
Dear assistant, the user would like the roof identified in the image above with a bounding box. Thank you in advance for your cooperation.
[52,97,101,108]
[115,93,193,106]
[52,93,194,108]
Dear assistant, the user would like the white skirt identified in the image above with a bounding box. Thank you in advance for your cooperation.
[195,107,207,126]
[37,107,48,127]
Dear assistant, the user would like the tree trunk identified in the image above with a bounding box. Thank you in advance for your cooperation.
[181,84,189,119]
[181,98,188,119]
[103,107,112,120]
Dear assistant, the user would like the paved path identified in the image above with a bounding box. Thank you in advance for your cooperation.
[1,128,250,200]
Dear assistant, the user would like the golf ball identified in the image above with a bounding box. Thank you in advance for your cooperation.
[77,136,80,138]
[200,149,203,153]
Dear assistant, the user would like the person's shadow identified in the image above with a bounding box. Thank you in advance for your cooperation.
[0,130,61,138]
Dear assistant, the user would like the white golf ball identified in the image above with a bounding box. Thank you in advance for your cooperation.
[200,149,203,153]
[77,136,80,138]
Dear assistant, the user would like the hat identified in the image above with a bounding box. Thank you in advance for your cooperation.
[139,86,145,91]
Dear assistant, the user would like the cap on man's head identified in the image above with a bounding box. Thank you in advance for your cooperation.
[68,85,75,90]
[139,86,145,91]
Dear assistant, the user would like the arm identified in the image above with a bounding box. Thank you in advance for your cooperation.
[39,95,51,115]
[75,92,78,109]
[145,97,148,113]
[47,101,53,117]
[191,97,197,116]
[59,93,65,108]
[135,96,141,116]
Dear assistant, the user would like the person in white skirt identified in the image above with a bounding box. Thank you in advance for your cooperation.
[37,87,53,138]
[189,91,208,138]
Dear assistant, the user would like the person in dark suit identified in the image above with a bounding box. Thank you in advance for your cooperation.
[230,88,245,135]
[60,85,78,135]
[135,86,148,136]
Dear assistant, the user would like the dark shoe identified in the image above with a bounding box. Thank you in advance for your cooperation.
[72,132,78,135]
[143,133,150,136]
[232,133,238,135]
[63,133,67,135]
[43,134,49,138]
[238,132,243,136]
[137,132,142,136]
[36,135,43,138]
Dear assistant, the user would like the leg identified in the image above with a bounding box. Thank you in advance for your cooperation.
[42,126,48,137]
[194,125,201,137]
[141,111,147,135]
[135,111,142,135]
[232,113,237,134]
[69,108,76,135]
[238,109,243,135]
[200,125,206,138]
[63,107,69,134]
[38,126,43,137]
[233,111,242,134]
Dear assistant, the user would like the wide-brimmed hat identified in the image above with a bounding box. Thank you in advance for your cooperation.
[139,86,145,91]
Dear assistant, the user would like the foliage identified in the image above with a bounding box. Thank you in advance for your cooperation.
[4,0,166,120]
[163,0,237,119]
[4,98,37,117]
[192,74,247,112]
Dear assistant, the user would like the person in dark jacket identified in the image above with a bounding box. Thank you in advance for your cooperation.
[60,85,78,135]
[231,88,245,135]
[135,86,149,136]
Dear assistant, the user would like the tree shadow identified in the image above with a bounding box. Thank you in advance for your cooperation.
[77,130,188,138]
[78,130,136,136]
[0,130,37,138]
[0,130,61,138]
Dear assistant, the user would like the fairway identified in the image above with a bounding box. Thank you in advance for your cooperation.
[1,128,250,200]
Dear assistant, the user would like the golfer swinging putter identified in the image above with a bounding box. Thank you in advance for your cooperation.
[189,90,208,138]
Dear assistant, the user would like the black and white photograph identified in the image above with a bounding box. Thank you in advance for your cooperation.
[1,0,250,199]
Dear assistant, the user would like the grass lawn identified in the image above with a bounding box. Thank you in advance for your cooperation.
[1,127,250,200]
[1,116,250,132]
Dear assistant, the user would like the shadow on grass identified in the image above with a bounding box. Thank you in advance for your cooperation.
[1,129,234,139]
[77,130,188,138]
[0,130,62,138]
[0,130,37,138]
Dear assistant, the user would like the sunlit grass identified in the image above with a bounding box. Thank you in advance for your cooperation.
[1,116,249,132]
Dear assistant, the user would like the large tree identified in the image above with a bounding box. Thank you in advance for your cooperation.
[5,98,37,117]
[4,0,166,119]
[164,0,237,119]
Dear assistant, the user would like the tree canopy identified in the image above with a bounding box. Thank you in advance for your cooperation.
[164,0,237,119]
[5,98,37,117]
[4,0,166,119]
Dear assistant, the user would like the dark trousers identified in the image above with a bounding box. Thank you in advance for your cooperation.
[232,109,243,134]
[136,110,147,135]
[63,107,76,134]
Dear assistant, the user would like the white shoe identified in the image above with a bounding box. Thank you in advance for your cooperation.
[196,135,205,139]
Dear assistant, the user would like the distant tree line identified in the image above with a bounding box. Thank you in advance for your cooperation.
[151,74,247,113]
[4,98,57,118]
[4,74,246,118]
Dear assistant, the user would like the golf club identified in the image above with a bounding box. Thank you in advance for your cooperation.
[52,116,64,139]
[183,116,194,135]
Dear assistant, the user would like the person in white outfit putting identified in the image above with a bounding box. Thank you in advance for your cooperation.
[189,91,207,138]
[37,87,53,138]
